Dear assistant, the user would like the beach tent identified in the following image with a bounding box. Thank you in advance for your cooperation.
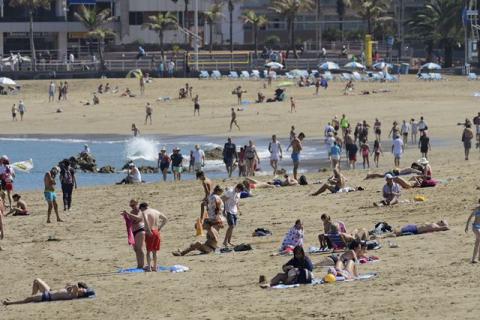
[126,69,143,78]
[265,62,283,69]
[319,61,339,71]
[372,62,393,70]
[0,77,16,86]
[421,62,441,70]
[344,62,365,69]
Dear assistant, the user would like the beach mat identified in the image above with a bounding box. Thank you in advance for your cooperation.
[270,272,378,289]
[117,265,189,273]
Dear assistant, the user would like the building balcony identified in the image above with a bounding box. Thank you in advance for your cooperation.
[0,20,120,33]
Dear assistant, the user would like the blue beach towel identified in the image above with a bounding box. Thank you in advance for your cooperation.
[117,265,189,273]
[270,272,378,289]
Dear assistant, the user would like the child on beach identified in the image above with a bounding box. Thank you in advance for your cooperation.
[131,124,140,137]
[7,194,29,216]
[290,97,296,113]
[360,142,370,169]
[465,199,480,263]
[372,139,383,168]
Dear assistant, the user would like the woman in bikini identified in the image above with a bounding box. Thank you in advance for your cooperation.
[121,199,146,269]
[245,140,260,177]
[465,199,480,263]
[374,118,381,141]
[3,278,94,305]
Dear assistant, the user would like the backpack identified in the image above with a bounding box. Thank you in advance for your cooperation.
[233,243,253,252]
[61,168,74,185]
[299,175,308,185]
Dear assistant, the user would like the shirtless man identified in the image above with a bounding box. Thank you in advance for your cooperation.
[7,194,28,216]
[287,132,305,180]
[392,220,449,236]
[140,203,167,272]
[3,278,94,305]
[121,199,146,269]
[311,168,346,196]
[172,222,220,256]
[145,103,152,125]
[197,171,213,221]
[229,108,240,131]
[44,168,63,223]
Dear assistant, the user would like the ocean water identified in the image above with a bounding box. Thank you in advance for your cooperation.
[0,135,328,192]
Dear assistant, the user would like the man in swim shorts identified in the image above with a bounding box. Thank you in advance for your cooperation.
[44,168,63,223]
[140,202,168,272]
[288,132,305,180]
[394,220,449,236]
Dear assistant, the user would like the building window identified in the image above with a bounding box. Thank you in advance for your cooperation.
[129,12,143,25]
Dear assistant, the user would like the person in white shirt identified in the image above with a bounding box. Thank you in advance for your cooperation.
[324,122,335,137]
[222,184,244,247]
[400,120,411,146]
[192,144,205,173]
[268,135,283,175]
[418,116,428,133]
[391,136,404,167]
[410,118,418,144]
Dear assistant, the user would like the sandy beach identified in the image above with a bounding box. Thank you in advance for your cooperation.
[1,75,480,320]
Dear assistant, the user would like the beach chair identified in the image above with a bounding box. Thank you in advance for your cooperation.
[468,73,478,81]
[251,70,260,79]
[228,71,239,79]
[352,71,362,81]
[211,70,221,79]
[326,233,346,251]
[340,73,352,81]
[323,71,334,81]
[199,70,209,79]
[240,71,250,79]
[310,70,320,78]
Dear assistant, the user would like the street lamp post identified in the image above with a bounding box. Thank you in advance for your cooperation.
[194,0,198,71]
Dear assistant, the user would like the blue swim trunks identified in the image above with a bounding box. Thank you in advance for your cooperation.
[44,191,57,202]
[401,224,418,235]
[291,152,300,163]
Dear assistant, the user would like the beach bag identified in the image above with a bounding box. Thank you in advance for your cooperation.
[299,175,308,185]
[233,243,252,252]
[253,228,272,237]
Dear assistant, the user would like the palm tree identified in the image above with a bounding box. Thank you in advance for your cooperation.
[74,5,116,71]
[407,0,463,67]
[204,2,224,53]
[241,10,268,57]
[171,0,190,43]
[9,0,50,71]
[270,0,314,58]
[142,13,178,60]
[352,0,391,34]
[336,0,351,41]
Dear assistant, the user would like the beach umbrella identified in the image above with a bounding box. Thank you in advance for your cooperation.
[344,61,365,69]
[265,62,283,69]
[0,77,16,86]
[421,62,441,70]
[289,69,308,77]
[126,69,143,78]
[319,61,339,70]
[372,62,393,70]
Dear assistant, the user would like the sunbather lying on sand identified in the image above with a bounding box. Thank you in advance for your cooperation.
[374,220,449,238]
[3,278,94,305]
[392,176,437,189]
[365,166,423,179]
[245,175,298,188]
[327,260,358,280]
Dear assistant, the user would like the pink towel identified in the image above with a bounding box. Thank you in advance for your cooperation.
[123,215,135,246]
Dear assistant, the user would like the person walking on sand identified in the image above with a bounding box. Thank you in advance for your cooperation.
[139,76,145,95]
[290,125,296,142]
[245,140,260,177]
[269,135,283,175]
[374,118,382,142]
[287,132,305,181]
[197,170,213,221]
[157,148,170,181]
[223,137,238,178]
[290,97,296,113]
[230,108,240,131]
[400,120,410,146]
[360,142,370,169]
[392,135,404,167]
[44,167,63,223]
[462,123,474,160]
[18,100,25,121]
[48,81,55,102]
[121,199,146,269]
[58,82,64,101]
[465,199,480,263]
[372,139,383,168]
[418,116,428,133]
[145,103,153,125]
[170,147,184,181]
[140,202,167,272]
[193,94,200,116]
[192,144,205,173]
[418,131,431,159]
[59,159,77,211]
[223,184,243,247]
[410,118,418,144]
[11,104,17,121]
[131,123,140,137]
[62,81,68,100]
[340,114,349,137]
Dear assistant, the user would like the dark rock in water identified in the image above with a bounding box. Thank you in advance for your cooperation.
[63,153,97,173]
[138,166,159,174]
[205,147,223,160]
[98,165,115,174]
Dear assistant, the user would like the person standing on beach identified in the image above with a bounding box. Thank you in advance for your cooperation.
[410,118,418,144]
[392,135,404,167]
[269,135,283,176]
[197,171,213,222]
[290,97,296,113]
[193,95,200,116]
[288,132,305,181]
[139,76,145,95]
[388,121,399,141]
[121,199,145,269]
[145,103,152,125]
[223,184,243,247]
[11,104,17,121]
[418,131,431,159]
[465,199,480,264]
[157,148,170,181]
[340,114,349,137]
[374,118,382,141]
[401,120,410,146]
[140,202,167,272]
[230,108,240,131]
[62,81,69,101]
[44,167,63,223]
[131,124,140,137]
[418,116,428,133]
[58,82,64,101]
[170,147,184,181]
[372,139,383,168]
[60,160,77,211]
[290,126,296,141]
[192,145,205,173]
[18,100,25,121]
[462,123,474,160]
[223,137,237,178]
[48,81,55,102]
[245,140,260,176]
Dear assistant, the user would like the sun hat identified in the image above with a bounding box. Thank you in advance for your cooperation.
[385,173,394,180]
[417,157,429,165]
[128,163,135,167]
[160,146,166,151]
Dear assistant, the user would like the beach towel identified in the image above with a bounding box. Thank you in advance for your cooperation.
[270,273,378,289]
[123,215,135,246]
[117,265,189,273]
[308,246,331,254]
